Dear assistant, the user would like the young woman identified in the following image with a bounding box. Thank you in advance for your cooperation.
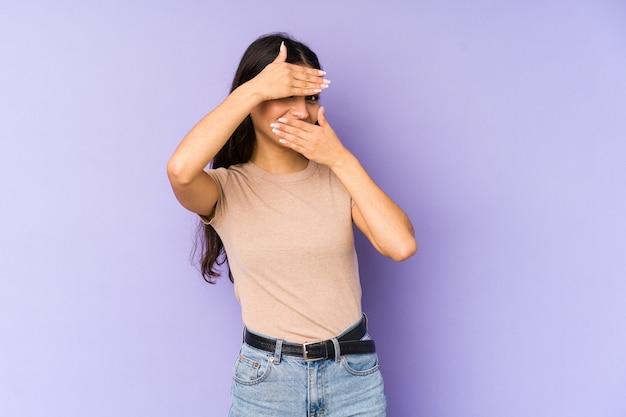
[167,33,416,417]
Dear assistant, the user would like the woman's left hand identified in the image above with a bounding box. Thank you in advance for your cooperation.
[273,106,417,261]
[270,107,347,168]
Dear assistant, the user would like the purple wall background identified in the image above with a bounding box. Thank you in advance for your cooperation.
[2,0,625,416]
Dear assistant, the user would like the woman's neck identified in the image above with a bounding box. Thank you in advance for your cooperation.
[250,142,309,174]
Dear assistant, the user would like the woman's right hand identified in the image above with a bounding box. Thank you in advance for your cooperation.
[249,42,330,101]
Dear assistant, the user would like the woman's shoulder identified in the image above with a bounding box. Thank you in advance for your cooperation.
[204,166,229,186]
[205,162,250,181]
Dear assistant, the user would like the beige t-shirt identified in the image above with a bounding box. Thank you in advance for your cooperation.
[205,160,362,343]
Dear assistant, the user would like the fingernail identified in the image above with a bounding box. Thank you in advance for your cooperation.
[313,88,322,93]
[277,118,287,123]
[322,79,331,85]
[318,70,326,76]
[270,123,279,128]
[272,128,280,134]
[321,84,329,89]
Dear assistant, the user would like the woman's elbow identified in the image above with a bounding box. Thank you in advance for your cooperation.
[389,238,418,262]
[167,157,193,186]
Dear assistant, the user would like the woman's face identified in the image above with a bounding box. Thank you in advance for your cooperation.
[250,94,320,144]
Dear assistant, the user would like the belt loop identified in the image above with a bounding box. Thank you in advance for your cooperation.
[331,337,341,362]
[362,312,368,328]
[273,339,283,364]
[242,326,247,343]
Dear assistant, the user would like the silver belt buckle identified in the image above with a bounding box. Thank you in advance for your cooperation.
[302,341,327,362]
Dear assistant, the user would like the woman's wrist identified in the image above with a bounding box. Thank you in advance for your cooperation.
[237,78,266,106]
[327,147,355,172]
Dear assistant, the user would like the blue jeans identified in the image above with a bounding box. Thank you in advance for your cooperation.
[229,322,387,416]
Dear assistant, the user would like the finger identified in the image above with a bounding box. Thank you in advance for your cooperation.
[277,136,299,151]
[290,70,325,83]
[272,126,303,146]
[291,74,331,90]
[290,80,327,92]
[290,87,323,96]
[273,41,287,63]
[317,106,328,127]
[289,63,327,78]
[274,118,315,133]
[271,122,303,140]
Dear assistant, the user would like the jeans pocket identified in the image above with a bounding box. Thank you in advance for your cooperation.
[232,344,273,385]
[341,352,380,376]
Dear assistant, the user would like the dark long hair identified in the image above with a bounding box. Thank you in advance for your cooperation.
[196,33,322,283]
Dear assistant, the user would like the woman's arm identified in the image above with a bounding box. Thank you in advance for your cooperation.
[167,43,329,216]
[334,153,417,261]
[167,84,260,217]
[268,106,417,261]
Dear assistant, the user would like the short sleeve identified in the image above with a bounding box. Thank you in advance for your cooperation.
[199,167,229,225]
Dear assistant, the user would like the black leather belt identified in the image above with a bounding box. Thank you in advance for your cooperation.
[244,316,376,362]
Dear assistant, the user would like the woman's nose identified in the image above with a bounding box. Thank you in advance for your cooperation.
[289,97,309,119]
